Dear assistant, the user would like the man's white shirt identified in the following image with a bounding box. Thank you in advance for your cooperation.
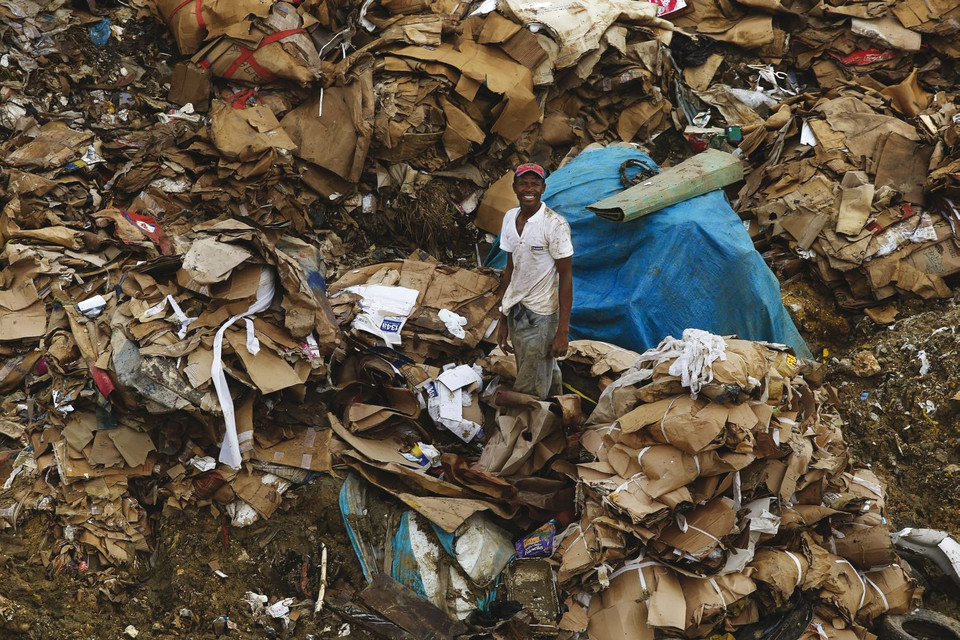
[500,203,574,315]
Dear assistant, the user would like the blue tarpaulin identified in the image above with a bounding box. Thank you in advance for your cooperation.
[485,146,811,358]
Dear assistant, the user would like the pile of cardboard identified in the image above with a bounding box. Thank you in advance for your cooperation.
[4,0,959,281]
[737,79,960,310]
[551,330,921,640]
[0,212,348,572]
[1,0,959,620]
[1,233,537,576]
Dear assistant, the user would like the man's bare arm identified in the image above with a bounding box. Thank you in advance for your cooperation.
[496,253,515,354]
[552,256,572,357]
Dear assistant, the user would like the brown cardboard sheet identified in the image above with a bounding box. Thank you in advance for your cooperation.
[5,121,92,169]
[281,72,375,182]
[390,42,539,142]
[656,497,737,560]
[225,330,303,395]
[0,278,46,341]
[477,398,563,476]
[815,97,919,160]
[168,61,212,110]
[618,396,728,455]
[209,101,296,160]
[473,172,518,235]
[253,426,332,472]
[835,172,874,237]
[873,133,934,205]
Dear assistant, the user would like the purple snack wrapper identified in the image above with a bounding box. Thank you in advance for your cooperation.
[515,521,557,558]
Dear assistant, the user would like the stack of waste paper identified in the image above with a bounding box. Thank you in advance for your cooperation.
[2,0,958,290]
[0,212,346,573]
[737,79,960,310]
[553,330,921,640]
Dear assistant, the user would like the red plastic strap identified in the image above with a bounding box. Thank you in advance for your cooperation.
[222,28,306,82]
[227,88,255,108]
[167,0,205,30]
[198,57,212,69]
[194,0,206,29]
[166,0,192,23]
[241,54,277,83]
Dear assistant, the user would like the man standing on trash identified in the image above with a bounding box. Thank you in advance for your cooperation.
[496,163,574,400]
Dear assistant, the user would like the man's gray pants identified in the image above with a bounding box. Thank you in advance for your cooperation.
[507,304,562,400]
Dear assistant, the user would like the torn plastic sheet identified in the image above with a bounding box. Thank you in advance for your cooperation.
[2,445,35,490]
[213,267,276,469]
[77,294,108,318]
[469,0,497,16]
[722,497,780,574]
[747,64,797,97]
[157,103,202,124]
[425,375,484,443]
[892,528,960,589]
[873,213,940,258]
[61,145,105,172]
[438,308,468,339]
[352,314,408,346]
[633,329,728,398]
[119,209,174,255]
[828,48,902,66]
[454,513,515,586]
[339,474,499,620]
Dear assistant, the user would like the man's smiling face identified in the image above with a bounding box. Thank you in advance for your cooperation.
[513,173,546,210]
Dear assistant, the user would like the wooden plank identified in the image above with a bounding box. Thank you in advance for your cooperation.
[360,573,468,640]
[327,598,415,640]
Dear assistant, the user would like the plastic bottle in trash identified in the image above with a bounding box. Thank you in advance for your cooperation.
[89,19,111,46]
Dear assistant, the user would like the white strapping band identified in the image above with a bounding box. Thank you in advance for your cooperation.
[688,524,723,546]
[836,559,867,610]
[637,446,652,466]
[659,397,680,444]
[733,470,742,511]
[709,578,727,611]
[864,574,889,612]
[609,559,661,589]
[212,268,276,469]
[145,294,197,339]
[784,551,803,587]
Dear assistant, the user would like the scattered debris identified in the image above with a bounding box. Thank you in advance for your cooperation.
[0,0,959,636]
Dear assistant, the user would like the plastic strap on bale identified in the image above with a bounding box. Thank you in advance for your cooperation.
[222,28,307,83]
[864,573,890,613]
[784,550,804,587]
[166,0,206,29]
[226,88,264,109]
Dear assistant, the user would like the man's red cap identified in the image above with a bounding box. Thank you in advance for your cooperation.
[515,162,546,180]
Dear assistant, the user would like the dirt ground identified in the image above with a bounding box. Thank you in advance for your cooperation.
[0,474,378,639]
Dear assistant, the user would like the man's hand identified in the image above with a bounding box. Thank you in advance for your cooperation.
[497,317,514,354]
[551,329,568,358]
